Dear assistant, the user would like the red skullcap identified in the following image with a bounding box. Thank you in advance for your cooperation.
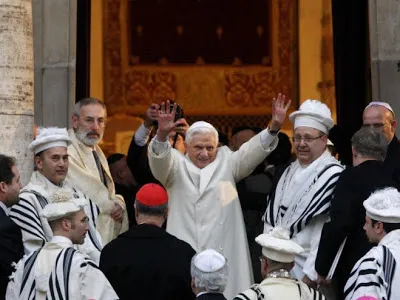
[136,183,168,206]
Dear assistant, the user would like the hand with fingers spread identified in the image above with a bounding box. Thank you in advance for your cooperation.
[155,100,180,141]
[270,93,291,132]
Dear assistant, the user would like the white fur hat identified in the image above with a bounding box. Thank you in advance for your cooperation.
[256,227,304,263]
[29,127,71,154]
[364,187,400,223]
[289,100,334,134]
[193,249,226,273]
[42,189,88,221]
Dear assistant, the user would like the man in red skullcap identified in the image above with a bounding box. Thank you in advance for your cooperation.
[99,183,196,300]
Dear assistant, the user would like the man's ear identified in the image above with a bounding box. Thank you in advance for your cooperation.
[71,114,79,129]
[0,181,7,193]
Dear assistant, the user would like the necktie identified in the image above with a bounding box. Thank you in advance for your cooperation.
[92,150,107,187]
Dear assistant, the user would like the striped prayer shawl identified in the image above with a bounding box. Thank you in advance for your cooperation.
[10,188,102,254]
[233,280,326,300]
[264,157,343,237]
[344,245,397,300]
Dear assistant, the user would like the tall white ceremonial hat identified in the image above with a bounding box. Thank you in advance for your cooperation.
[364,187,400,223]
[42,189,88,221]
[364,101,395,117]
[29,127,72,155]
[289,100,334,134]
[193,249,227,273]
[256,227,304,263]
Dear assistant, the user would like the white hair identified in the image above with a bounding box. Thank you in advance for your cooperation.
[190,256,228,293]
[185,121,218,145]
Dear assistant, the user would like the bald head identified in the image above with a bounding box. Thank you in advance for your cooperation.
[363,105,396,142]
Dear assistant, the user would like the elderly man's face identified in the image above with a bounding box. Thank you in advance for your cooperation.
[363,106,396,142]
[186,133,218,169]
[294,127,327,166]
[35,147,69,185]
[72,104,106,147]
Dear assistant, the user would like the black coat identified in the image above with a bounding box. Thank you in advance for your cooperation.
[0,209,24,299]
[113,182,138,227]
[385,135,400,183]
[100,224,196,300]
[315,160,398,298]
[196,293,227,300]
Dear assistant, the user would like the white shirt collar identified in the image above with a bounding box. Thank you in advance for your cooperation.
[0,201,9,215]
[50,235,73,246]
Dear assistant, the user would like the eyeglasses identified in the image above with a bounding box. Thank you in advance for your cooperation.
[292,135,324,143]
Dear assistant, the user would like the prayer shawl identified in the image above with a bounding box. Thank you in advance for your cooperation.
[9,171,103,264]
[6,241,118,300]
[67,130,128,244]
[149,130,278,300]
[263,151,343,280]
[233,277,326,300]
[344,229,400,300]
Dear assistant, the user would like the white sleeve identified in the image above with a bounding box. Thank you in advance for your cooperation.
[134,123,151,146]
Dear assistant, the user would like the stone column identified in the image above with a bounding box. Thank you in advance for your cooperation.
[0,0,34,184]
[32,0,77,128]
[369,0,400,134]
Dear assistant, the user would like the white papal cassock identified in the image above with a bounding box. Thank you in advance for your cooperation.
[6,236,118,300]
[344,229,400,300]
[9,171,103,264]
[263,150,343,281]
[148,129,278,300]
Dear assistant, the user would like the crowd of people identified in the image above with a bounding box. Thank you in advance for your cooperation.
[0,95,400,300]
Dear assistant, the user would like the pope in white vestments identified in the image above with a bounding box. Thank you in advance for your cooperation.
[6,190,118,300]
[344,188,400,300]
[263,100,343,286]
[148,97,291,299]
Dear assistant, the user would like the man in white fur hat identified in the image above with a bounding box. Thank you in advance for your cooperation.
[6,189,118,300]
[344,187,400,300]
[148,95,291,299]
[9,127,103,263]
[263,100,344,288]
[234,227,326,300]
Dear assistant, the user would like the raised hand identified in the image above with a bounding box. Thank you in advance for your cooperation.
[155,100,179,141]
[270,93,291,132]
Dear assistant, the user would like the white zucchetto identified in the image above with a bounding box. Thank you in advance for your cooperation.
[29,127,71,155]
[364,187,400,223]
[193,249,227,273]
[256,227,304,263]
[364,101,395,117]
[41,189,88,221]
[289,100,334,134]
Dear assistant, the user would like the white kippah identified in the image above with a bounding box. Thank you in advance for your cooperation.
[289,100,334,134]
[29,127,71,155]
[365,101,395,117]
[256,227,304,263]
[42,189,88,221]
[193,249,226,273]
[364,187,400,223]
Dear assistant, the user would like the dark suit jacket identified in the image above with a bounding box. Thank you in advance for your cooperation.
[197,293,227,300]
[315,160,398,297]
[386,135,400,183]
[0,209,24,299]
[100,224,196,300]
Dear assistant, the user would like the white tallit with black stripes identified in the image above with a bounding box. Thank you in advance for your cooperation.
[6,237,118,300]
[344,229,400,300]
[263,150,343,281]
[9,171,103,264]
